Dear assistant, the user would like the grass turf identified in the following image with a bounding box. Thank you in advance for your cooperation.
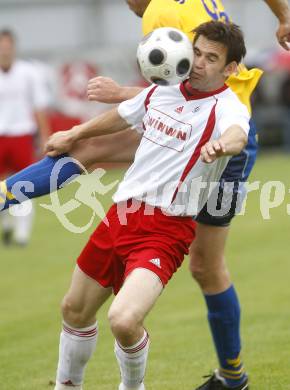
[0,153,289,390]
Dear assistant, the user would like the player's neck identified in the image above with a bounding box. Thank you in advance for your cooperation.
[180,79,228,100]
[185,79,226,94]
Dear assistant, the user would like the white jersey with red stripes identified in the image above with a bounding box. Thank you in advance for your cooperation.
[114,81,250,217]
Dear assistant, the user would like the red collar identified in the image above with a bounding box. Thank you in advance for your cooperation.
[180,79,228,101]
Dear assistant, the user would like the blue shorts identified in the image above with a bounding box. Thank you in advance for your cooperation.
[195,120,258,227]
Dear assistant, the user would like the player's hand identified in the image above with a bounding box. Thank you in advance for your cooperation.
[45,129,77,157]
[200,140,226,163]
[277,19,290,51]
[87,76,122,103]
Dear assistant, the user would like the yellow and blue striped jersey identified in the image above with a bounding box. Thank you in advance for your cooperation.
[143,0,229,41]
[142,0,263,113]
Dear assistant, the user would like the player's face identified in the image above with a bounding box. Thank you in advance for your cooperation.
[126,0,151,17]
[190,35,237,91]
[0,36,15,71]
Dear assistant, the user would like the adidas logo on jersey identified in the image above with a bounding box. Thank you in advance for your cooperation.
[174,105,184,113]
[149,258,161,268]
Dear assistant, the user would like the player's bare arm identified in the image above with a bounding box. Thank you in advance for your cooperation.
[45,108,129,157]
[264,0,290,50]
[201,125,248,164]
[87,76,143,103]
[35,109,51,152]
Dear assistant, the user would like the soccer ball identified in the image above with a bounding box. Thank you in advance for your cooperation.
[137,27,193,86]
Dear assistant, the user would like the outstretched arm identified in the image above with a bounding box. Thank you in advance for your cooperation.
[87,77,144,103]
[264,0,290,50]
[0,85,149,212]
[0,108,130,211]
[201,125,248,164]
[45,107,129,157]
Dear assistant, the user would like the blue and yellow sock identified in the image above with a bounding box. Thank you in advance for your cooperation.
[0,155,82,211]
[205,285,247,388]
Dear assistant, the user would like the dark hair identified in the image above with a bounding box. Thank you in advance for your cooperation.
[193,21,246,64]
[0,29,16,42]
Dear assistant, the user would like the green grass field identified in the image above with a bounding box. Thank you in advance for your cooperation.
[0,154,290,390]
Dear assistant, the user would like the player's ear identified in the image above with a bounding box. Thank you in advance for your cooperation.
[223,61,238,78]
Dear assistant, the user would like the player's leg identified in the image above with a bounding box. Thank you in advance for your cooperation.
[55,207,126,389]
[190,223,231,293]
[107,202,195,390]
[0,209,13,245]
[190,121,257,389]
[12,201,35,245]
[108,268,163,390]
[190,200,248,389]
[0,128,141,211]
[54,265,112,390]
[189,223,248,389]
[0,136,14,244]
[7,135,36,245]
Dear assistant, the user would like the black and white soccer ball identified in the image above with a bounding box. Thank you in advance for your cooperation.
[137,27,193,86]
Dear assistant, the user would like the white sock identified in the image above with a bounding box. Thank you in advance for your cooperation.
[1,210,13,232]
[115,330,149,390]
[118,383,145,390]
[56,321,98,387]
[13,201,35,244]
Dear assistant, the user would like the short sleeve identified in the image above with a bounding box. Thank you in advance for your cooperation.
[117,86,156,131]
[216,99,250,136]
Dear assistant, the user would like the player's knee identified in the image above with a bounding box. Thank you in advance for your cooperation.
[189,261,208,286]
[61,295,92,327]
[189,245,224,284]
[108,306,140,339]
[189,245,207,279]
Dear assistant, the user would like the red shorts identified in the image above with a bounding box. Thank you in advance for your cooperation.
[0,135,35,177]
[77,202,196,294]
